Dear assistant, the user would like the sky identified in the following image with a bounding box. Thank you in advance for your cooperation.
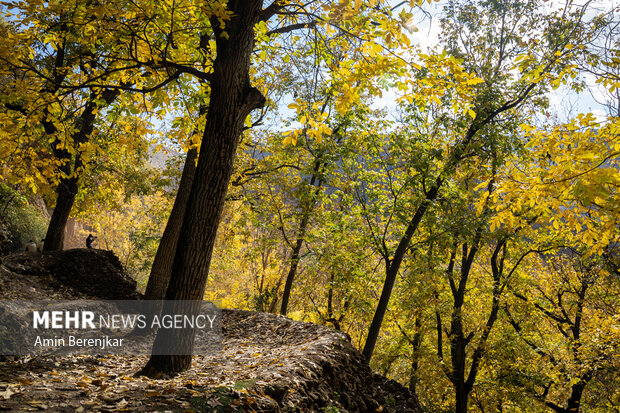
[372,0,618,121]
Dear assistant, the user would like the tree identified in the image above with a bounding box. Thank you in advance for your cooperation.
[136,0,419,375]
[361,0,600,363]
[137,0,267,376]
[492,73,620,412]
[0,0,160,250]
[505,250,620,412]
[143,103,207,301]
[142,147,197,300]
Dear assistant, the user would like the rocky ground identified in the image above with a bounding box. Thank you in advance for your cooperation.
[0,249,421,412]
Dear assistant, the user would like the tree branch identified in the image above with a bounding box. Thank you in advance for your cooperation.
[267,21,317,35]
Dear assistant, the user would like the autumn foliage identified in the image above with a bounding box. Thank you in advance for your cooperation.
[0,0,618,411]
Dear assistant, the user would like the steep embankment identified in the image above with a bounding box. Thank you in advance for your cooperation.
[0,249,140,300]
[0,249,421,412]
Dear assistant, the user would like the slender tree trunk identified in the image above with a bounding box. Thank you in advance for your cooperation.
[362,184,439,361]
[405,315,425,413]
[279,213,310,315]
[408,315,422,395]
[325,271,344,330]
[455,385,470,413]
[144,147,198,300]
[138,1,265,377]
[452,322,470,413]
[280,157,325,316]
[451,253,471,413]
[448,239,484,413]
[564,283,591,413]
[266,274,283,313]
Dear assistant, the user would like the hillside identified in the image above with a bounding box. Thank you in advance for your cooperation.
[0,249,421,412]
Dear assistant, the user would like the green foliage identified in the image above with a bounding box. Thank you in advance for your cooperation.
[0,184,47,253]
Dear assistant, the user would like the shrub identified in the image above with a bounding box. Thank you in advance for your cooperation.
[0,184,48,254]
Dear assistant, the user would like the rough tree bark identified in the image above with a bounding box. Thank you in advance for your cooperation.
[44,177,79,251]
[132,147,199,338]
[143,146,198,300]
[138,0,266,376]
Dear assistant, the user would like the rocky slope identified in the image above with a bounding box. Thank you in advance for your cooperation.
[0,249,421,412]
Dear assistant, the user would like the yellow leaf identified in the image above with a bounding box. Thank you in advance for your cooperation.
[283,135,296,146]
[473,181,488,191]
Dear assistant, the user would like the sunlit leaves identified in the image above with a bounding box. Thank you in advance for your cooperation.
[496,113,620,259]
[396,52,485,120]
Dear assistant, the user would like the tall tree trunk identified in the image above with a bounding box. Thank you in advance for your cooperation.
[133,147,198,338]
[144,103,206,300]
[138,1,266,377]
[361,131,478,362]
[449,242,479,413]
[280,157,325,316]
[564,283,592,413]
[452,325,470,413]
[143,146,198,300]
[44,177,78,250]
[279,232,306,315]
[362,184,440,361]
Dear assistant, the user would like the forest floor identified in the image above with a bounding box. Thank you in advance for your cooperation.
[0,250,420,412]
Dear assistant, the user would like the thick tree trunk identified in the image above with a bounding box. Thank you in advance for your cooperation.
[143,147,198,300]
[138,1,265,377]
[42,89,118,252]
[43,177,78,251]
[455,386,469,413]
